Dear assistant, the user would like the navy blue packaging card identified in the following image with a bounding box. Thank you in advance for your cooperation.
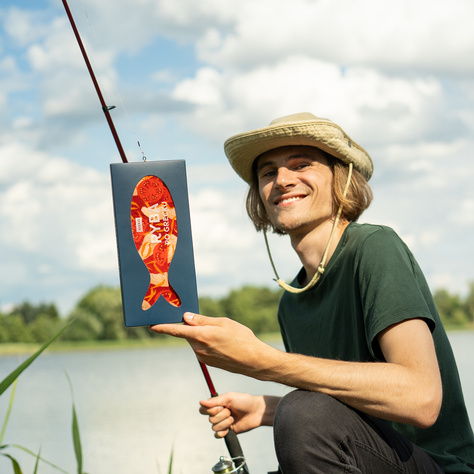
[110,160,199,327]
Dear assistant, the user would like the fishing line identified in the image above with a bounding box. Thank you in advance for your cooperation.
[75,0,148,162]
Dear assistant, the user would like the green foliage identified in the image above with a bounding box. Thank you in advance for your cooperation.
[433,283,474,328]
[1,314,33,343]
[465,281,474,324]
[63,308,103,342]
[29,315,63,344]
[66,374,84,474]
[0,381,17,445]
[0,301,61,344]
[198,296,226,317]
[61,283,283,341]
[10,302,59,326]
[66,285,126,341]
[63,285,153,342]
[205,285,283,335]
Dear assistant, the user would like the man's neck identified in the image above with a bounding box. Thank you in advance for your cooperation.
[289,218,350,285]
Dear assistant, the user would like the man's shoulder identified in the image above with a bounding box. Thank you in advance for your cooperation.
[345,222,400,245]
[343,223,411,265]
[344,223,416,274]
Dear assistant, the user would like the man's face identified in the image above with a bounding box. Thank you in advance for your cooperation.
[257,146,334,237]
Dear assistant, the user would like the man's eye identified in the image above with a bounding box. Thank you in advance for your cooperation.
[260,169,276,178]
[294,162,310,170]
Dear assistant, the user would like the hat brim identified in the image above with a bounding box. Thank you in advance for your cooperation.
[224,117,373,184]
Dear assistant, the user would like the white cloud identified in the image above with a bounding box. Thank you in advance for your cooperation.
[190,188,252,275]
[171,56,453,150]
[0,142,117,273]
[3,7,52,46]
[173,67,222,106]
[23,19,117,120]
[0,55,25,91]
[451,199,474,226]
[64,0,239,52]
[197,0,474,75]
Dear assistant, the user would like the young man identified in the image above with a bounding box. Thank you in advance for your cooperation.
[151,113,474,473]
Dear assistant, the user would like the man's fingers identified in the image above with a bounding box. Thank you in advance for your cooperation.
[183,312,224,326]
[209,408,232,424]
[200,392,234,409]
[211,416,234,436]
[149,312,224,337]
[215,428,230,439]
[149,323,191,339]
[199,405,225,416]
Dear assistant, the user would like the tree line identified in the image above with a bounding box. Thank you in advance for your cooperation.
[0,282,473,344]
[0,285,283,343]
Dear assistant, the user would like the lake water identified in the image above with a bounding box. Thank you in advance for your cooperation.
[0,331,473,474]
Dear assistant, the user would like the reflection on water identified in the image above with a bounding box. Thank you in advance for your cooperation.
[0,332,473,473]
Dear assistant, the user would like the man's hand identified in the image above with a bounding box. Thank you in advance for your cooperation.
[199,392,281,438]
[150,312,278,377]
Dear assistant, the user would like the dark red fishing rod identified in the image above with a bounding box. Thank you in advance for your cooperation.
[62,2,249,471]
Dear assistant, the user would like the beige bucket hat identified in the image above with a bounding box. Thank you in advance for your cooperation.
[224,112,373,183]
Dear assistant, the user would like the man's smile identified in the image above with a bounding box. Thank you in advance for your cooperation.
[274,194,306,206]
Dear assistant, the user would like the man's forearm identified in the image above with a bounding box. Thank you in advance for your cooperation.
[248,321,442,428]
[256,350,432,426]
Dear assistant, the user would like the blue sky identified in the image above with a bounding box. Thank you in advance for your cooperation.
[1,0,473,315]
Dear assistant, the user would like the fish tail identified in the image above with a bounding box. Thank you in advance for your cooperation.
[162,282,181,307]
[142,280,181,310]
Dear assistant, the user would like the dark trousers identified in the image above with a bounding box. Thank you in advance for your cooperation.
[272,390,445,474]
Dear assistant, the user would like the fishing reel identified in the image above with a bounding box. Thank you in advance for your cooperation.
[211,456,247,473]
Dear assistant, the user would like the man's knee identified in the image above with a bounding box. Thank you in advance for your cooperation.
[273,391,358,473]
[275,390,341,433]
[273,391,444,474]
[274,390,346,446]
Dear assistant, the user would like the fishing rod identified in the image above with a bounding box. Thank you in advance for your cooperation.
[61,1,249,472]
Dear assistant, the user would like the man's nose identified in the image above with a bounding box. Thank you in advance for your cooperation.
[275,166,296,187]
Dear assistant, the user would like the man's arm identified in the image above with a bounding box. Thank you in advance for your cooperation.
[269,317,442,428]
[151,313,442,428]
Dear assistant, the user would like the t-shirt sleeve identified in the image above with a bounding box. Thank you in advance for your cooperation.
[356,227,436,360]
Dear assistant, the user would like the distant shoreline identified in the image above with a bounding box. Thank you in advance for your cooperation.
[0,332,285,356]
[1,329,472,356]
[0,329,471,356]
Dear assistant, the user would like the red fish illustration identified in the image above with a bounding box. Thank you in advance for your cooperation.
[130,175,181,310]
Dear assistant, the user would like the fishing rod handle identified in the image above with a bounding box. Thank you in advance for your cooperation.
[224,429,250,474]
[199,362,250,472]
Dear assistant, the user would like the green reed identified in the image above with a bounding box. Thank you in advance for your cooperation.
[0,320,85,473]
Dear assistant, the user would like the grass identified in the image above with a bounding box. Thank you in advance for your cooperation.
[0,319,85,473]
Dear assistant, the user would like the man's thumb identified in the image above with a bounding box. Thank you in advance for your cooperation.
[183,312,208,325]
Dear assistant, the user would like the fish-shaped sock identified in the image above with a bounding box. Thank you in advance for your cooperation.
[130,175,181,310]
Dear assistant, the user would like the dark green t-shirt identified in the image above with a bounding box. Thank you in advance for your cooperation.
[278,223,474,473]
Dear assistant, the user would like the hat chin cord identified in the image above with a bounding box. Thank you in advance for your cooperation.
[263,162,353,294]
